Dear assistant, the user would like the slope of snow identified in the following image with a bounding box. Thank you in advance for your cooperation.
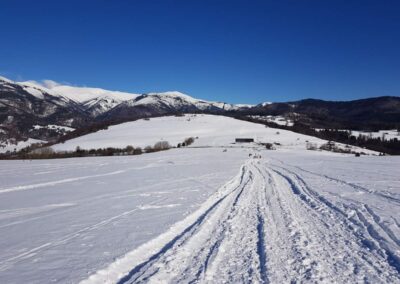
[1,78,57,100]
[18,81,58,97]
[84,152,400,284]
[129,92,241,111]
[207,101,246,111]
[20,81,138,104]
[0,148,248,283]
[49,85,138,103]
[83,97,127,116]
[21,86,45,99]
[0,76,14,84]
[1,147,399,283]
[0,138,44,153]
[14,79,138,110]
[52,114,376,154]
[147,91,199,104]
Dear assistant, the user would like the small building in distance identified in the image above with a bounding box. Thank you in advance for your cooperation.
[235,138,254,143]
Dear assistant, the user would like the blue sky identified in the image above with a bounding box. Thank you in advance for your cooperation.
[0,0,399,103]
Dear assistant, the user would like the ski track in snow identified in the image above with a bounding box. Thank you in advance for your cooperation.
[0,170,126,194]
[85,158,400,284]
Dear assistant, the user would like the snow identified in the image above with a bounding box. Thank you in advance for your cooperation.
[18,81,58,97]
[83,152,400,284]
[124,92,249,112]
[0,148,248,283]
[2,76,250,114]
[1,147,399,283]
[235,103,255,108]
[147,91,199,104]
[50,85,138,103]
[0,76,14,84]
[17,80,139,104]
[248,114,294,126]
[22,87,44,99]
[1,114,399,283]
[208,102,249,110]
[36,85,138,103]
[132,92,219,110]
[0,138,44,154]
[52,114,374,155]
[32,124,75,132]
[51,114,324,151]
[261,101,272,106]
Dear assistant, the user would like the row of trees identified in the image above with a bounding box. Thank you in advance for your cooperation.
[1,137,197,160]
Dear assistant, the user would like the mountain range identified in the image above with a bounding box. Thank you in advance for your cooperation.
[1,75,399,149]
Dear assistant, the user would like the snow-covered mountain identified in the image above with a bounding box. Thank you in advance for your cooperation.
[100,91,249,121]
[6,77,249,117]
[0,77,90,141]
[0,80,88,151]
[2,74,398,152]
[0,76,251,147]
[18,80,139,116]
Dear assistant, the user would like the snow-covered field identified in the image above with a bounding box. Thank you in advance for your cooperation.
[0,148,247,283]
[1,115,399,283]
[52,114,374,154]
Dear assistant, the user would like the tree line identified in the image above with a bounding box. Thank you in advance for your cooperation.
[0,137,197,160]
[237,116,400,155]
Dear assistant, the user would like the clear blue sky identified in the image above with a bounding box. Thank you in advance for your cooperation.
[1,0,399,103]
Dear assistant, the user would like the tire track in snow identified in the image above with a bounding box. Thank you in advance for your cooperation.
[82,158,400,284]
[82,162,261,284]
[269,164,400,276]
[117,165,255,283]
[268,165,400,281]
[256,206,268,282]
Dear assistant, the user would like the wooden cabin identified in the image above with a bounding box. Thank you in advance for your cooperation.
[235,138,254,143]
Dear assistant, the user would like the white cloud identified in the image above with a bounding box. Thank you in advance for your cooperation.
[41,80,61,89]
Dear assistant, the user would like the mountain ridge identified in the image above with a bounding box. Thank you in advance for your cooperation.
[1,75,399,151]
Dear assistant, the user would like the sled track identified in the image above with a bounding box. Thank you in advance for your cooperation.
[86,159,400,283]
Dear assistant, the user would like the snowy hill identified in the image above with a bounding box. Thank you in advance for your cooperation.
[52,114,376,154]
